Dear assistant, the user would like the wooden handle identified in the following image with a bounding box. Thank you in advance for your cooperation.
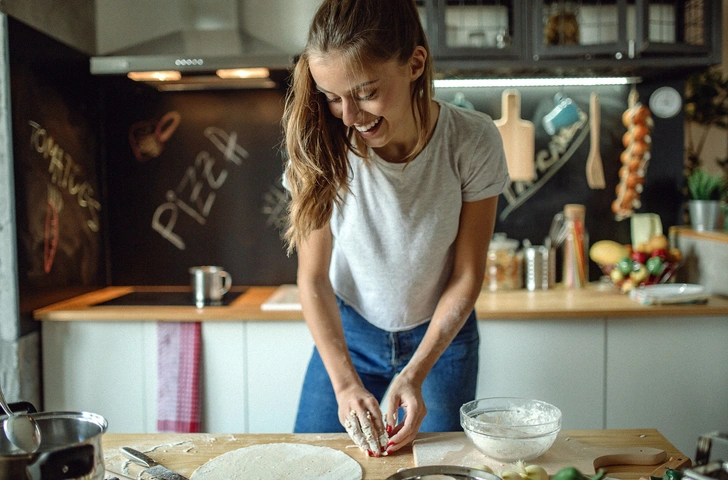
[639,456,692,480]
[590,92,600,148]
[500,89,520,122]
[592,446,667,469]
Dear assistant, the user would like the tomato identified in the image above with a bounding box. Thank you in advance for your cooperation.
[631,251,648,265]
[650,249,667,261]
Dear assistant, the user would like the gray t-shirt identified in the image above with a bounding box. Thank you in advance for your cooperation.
[329,100,509,332]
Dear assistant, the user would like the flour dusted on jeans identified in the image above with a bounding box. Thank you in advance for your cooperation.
[329,100,509,332]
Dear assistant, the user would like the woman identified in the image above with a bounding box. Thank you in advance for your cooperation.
[282,0,509,456]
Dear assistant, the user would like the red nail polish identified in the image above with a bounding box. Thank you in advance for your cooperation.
[386,425,393,435]
[366,449,372,457]
[387,441,395,447]
[386,449,393,455]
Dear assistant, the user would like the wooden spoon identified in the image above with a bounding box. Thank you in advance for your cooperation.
[586,92,606,189]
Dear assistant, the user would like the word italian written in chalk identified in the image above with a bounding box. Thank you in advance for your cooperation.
[151,127,249,249]
[28,120,101,232]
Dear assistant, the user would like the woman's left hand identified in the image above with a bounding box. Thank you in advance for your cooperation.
[383,373,427,453]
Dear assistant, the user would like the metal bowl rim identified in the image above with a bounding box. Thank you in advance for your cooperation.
[386,465,504,480]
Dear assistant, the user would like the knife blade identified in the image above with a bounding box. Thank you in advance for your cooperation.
[121,447,189,480]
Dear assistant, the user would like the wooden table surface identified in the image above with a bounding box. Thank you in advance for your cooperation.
[102,429,687,480]
[34,284,728,322]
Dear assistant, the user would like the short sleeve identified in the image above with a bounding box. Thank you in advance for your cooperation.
[461,116,510,202]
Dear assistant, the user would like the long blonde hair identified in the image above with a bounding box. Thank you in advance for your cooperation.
[282,0,434,253]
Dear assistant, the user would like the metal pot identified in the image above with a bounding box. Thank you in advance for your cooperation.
[1,407,107,480]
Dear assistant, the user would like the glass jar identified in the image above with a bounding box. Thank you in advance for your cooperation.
[560,204,589,289]
[483,233,523,291]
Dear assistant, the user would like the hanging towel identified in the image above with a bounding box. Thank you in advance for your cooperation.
[157,321,202,433]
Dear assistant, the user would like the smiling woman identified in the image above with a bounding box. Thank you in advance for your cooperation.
[281,0,509,458]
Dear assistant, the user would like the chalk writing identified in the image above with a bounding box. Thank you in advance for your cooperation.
[500,111,589,221]
[152,127,249,249]
[28,121,101,232]
[43,185,63,273]
[262,176,288,231]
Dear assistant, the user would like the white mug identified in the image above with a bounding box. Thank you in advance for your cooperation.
[189,266,232,307]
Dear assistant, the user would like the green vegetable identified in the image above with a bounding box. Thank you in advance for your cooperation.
[646,256,665,275]
[651,468,684,480]
[551,466,605,480]
[664,469,684,480]
[617,257,633,275]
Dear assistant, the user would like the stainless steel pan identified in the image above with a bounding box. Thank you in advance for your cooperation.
[1,404,107,480]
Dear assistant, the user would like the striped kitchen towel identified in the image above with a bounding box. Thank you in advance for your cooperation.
[157,321,201,433]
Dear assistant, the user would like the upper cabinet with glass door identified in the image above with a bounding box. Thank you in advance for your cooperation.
[532,0,720,68]
[422,0,525,61]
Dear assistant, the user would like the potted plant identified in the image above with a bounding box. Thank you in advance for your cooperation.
[686,168,726,231]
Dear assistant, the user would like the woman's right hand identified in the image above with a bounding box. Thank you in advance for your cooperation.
[337,385,389,457]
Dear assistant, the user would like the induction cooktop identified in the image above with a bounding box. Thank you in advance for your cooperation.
[95,289,247,307]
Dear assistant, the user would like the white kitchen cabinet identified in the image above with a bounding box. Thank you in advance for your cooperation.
[605,315,728,458]
[41,320,313,434]
[477,319,606,431]
[199,322,248,433]
[245,322,313,433]
[42,321,157,433]
[42,314,727,458]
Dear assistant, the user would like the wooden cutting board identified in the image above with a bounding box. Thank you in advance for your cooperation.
[494,89,535,181]
[413,432,666,475]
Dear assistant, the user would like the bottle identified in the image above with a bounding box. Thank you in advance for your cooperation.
[561,204,589,289]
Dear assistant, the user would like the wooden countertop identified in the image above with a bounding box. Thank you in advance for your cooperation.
[101,429,686,480]
[34,284,728,322]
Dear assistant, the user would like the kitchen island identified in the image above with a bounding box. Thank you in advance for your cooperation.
[35,285,728,460]
[102,429,686,480]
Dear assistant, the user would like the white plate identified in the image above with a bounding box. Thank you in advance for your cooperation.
[629,283,708,305]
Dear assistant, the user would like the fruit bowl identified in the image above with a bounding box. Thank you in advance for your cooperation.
[599,258,680,293]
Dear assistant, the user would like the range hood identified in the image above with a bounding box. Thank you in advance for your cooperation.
[90,0,298,89]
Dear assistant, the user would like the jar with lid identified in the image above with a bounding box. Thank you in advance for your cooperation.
[483,233,523,291]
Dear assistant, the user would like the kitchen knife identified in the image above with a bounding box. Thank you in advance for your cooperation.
[121,447,189,480]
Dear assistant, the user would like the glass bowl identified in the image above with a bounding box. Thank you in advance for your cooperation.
[460,397,561,462]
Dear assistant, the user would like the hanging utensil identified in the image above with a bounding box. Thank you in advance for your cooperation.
[586,92,606,189]
[494,89,535,181]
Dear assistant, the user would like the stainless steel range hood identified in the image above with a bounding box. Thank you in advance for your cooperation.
[90,0,298,88]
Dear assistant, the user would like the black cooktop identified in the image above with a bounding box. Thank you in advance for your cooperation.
[95,289,247,307]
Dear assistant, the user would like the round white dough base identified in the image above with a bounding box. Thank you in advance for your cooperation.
[190,443,363,480]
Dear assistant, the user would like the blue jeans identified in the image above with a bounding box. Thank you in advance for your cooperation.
[294,297,479,433]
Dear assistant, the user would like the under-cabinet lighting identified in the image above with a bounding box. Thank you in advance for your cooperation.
[434,77,640,88]
[127,71,182,82]
[216,68,270,79]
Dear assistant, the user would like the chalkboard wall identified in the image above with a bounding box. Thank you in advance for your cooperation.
[9,16,687,294]
[102,79,296,286]
[102,78,685,286]
[9,18,105,334]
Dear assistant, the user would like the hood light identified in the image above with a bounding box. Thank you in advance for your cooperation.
[127,71,182,82]
[434,76,640,88]
[216,68,270,79]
